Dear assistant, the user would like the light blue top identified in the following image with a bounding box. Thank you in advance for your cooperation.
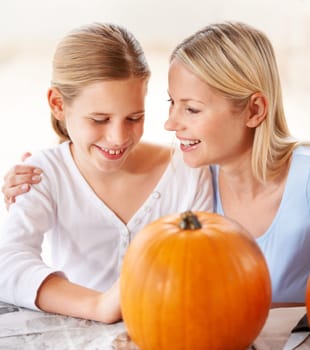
[211,146,310,303]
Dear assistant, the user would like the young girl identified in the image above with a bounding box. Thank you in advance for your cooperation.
[0,23,213,323]
[165,21,310,305]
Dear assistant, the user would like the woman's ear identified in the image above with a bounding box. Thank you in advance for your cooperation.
[246,92,268,128]
[47,88,65,121]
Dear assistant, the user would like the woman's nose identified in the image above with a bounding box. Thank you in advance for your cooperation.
[164,108,182,131]
[164,117,175,131]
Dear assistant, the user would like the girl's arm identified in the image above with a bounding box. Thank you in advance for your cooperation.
[1,149,121,324]
[36,274,121,323]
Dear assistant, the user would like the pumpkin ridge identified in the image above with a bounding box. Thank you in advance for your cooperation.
[184,235,190,350]
[141,234,179,349]
[141,237,168,349]
[160,234,185,349]
[121,234,165,345]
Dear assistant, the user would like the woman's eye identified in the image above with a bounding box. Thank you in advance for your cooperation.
[167,98,174,105]
[186,107,200,114]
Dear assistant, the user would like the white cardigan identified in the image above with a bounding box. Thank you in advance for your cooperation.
[0,142,213,310]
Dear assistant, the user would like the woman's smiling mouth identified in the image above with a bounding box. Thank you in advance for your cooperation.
[179,139,201,151]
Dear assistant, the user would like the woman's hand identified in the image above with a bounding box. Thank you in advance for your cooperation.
[1,152,42,208]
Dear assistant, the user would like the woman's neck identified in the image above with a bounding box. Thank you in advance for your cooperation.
[218,149,263,197]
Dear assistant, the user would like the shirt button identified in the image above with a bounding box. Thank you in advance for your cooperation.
[134,218,142,225]
[121,231,129,237]
[152,191,161,199]
[144,206,151,213]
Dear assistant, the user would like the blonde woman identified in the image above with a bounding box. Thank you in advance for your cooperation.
[165,21,310,305]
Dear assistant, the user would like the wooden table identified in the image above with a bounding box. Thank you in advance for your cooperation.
[0,301,309,349]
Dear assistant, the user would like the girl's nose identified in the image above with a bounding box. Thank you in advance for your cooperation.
[106,123,129,146]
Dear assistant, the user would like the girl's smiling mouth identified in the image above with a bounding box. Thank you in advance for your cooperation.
[95,145,127,159]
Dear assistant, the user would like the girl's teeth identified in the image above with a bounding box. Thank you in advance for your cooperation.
[103,148,124,155]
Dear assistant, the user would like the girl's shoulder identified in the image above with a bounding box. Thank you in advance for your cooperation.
[23,142,70,170]
[139,142,170,154]
[136,142,172,169]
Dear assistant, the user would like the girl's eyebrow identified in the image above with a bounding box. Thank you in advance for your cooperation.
[127,110,145,115]
[88,110,145,117]
[88,112,110,117]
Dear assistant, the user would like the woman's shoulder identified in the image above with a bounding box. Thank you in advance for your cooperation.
[288,145,310,192]
[292,145,310,168]
[293,144,310,157]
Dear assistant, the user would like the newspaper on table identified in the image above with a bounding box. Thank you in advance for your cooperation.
[0,301,125,350]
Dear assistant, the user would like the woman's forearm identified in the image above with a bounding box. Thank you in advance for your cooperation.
[35,273,122,323]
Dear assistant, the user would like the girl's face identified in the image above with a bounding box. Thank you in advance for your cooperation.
[165,60,254,168]
[58,78,147,175]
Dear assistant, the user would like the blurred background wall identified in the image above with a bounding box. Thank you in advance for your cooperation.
[0,0,310,221]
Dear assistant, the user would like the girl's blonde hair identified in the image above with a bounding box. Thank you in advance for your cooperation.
[171,21,299,182]
[51,23,150,142]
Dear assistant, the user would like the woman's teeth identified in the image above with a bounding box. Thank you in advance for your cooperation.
[180,140,200,146]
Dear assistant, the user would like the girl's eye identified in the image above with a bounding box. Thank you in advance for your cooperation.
[167,98,174,105]
[92,119,108,124]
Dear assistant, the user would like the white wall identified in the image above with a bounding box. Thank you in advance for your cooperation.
[0,0,310,222]
[1,0,309,46]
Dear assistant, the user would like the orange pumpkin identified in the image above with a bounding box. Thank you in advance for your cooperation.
[306,276,310,325]
[120,211,272,350]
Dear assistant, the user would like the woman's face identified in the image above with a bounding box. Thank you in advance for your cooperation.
[59,78,147,175]
[165,60,254,168]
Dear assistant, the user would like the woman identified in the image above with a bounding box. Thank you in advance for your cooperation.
[165,21,310,305]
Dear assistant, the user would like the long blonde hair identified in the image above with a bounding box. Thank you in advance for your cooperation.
[171,21,299,182]
[50,23,150,142]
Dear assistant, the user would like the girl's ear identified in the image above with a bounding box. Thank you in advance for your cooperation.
[246,92,268,128]
[48,88,65,121]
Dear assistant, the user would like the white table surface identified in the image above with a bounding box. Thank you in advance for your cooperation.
[0,301,309,349]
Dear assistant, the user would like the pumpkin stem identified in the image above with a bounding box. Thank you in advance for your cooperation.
[179,211,202,230]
